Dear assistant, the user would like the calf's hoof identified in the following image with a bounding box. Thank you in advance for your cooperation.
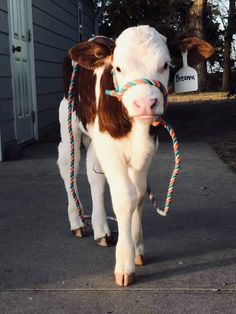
[72,227,86,238]
[115,273,135,287]
[96,234,116,247]
[134,255,144,266]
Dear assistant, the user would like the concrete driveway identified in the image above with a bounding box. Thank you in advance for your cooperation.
[0,101,236,313]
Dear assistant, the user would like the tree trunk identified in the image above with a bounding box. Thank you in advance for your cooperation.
[185,0,207,91]
[222,0,235,91]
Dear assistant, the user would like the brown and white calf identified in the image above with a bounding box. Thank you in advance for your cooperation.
[57,26,213,286]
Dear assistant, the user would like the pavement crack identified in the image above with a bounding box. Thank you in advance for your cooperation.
[1,287,236,293]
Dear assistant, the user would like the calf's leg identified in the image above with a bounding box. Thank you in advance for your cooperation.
[129,169,148,266]
[57,100,85,236]
[132,205,145,266]
[101,163,137,285]
[94,138,137,286]
[86,142,112,245]
[111,180,137,286]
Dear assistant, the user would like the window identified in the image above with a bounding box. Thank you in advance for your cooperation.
[78,2,83,41]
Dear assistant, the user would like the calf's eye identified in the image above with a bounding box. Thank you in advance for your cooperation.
[116,66,121,72]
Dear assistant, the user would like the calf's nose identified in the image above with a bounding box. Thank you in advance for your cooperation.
[133,98,158,116]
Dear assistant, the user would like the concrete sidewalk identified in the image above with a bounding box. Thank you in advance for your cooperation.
[0,141,236,313]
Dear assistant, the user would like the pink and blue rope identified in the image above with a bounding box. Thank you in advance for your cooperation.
[67,63,85,223]
[67,64,117,224]
[147,117,181,216]
[105,74,168,108]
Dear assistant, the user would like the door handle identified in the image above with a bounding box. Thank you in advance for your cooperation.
[12,45,22,53]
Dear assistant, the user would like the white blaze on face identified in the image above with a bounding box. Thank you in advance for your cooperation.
[113,25,171,119]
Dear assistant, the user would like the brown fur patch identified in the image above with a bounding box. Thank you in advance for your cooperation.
[75,67,97,129]
[169,37,214,68]
[63,55,96,129]
[98,65,132,139]
[69,38,115,70]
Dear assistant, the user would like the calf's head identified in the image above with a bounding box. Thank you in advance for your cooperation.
[112,26,170,120]
[69,25,214,127]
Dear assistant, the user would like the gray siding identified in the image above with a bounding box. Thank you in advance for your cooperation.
[82,1,94,39]
[0,0,15,148]
[32,0,94,134]
[0,0,94,158]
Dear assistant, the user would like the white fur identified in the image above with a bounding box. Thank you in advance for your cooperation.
[58,26,170,279]
[94,67,105,107]
[114,26,170,118]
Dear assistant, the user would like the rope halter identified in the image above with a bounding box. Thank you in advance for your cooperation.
[105,69,168,109]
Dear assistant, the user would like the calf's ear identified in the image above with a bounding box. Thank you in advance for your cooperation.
[169,37,214,68]
[68,37,115,70]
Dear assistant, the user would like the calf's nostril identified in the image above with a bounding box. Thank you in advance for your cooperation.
[133,98,159,115]
[150,98,158,109]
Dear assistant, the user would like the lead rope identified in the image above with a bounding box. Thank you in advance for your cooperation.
[67,63,116,224]
[67,64,181,223]
[67,63,87,225]
[147,117,181,216]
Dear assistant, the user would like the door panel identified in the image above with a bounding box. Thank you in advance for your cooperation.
[8,0,34,144]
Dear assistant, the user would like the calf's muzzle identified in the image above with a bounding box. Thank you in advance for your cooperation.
[132,98,159,117]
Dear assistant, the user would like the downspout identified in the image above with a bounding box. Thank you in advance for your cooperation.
[94,0,106,35]
[0,128,2,161]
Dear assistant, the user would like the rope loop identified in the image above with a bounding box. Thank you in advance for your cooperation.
[147,117,181,216]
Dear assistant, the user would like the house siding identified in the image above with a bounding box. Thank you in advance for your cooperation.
[0,0,15,156]
[32,0,94,135]
[0,0,94,159]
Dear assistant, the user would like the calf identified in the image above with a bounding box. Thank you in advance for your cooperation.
[58,25,213,286]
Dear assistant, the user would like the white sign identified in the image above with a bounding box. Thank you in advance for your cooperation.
[174,51,198,93]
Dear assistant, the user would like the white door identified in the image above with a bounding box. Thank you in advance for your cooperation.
[8,0,36,144]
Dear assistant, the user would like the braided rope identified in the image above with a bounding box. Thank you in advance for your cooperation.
[147,117,181,216]
[67,63,85,224]
[68,64,117,225]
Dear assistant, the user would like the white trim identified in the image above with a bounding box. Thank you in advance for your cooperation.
[27,0,38,140]
[7,0,38,143]
[7,0,17,142]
